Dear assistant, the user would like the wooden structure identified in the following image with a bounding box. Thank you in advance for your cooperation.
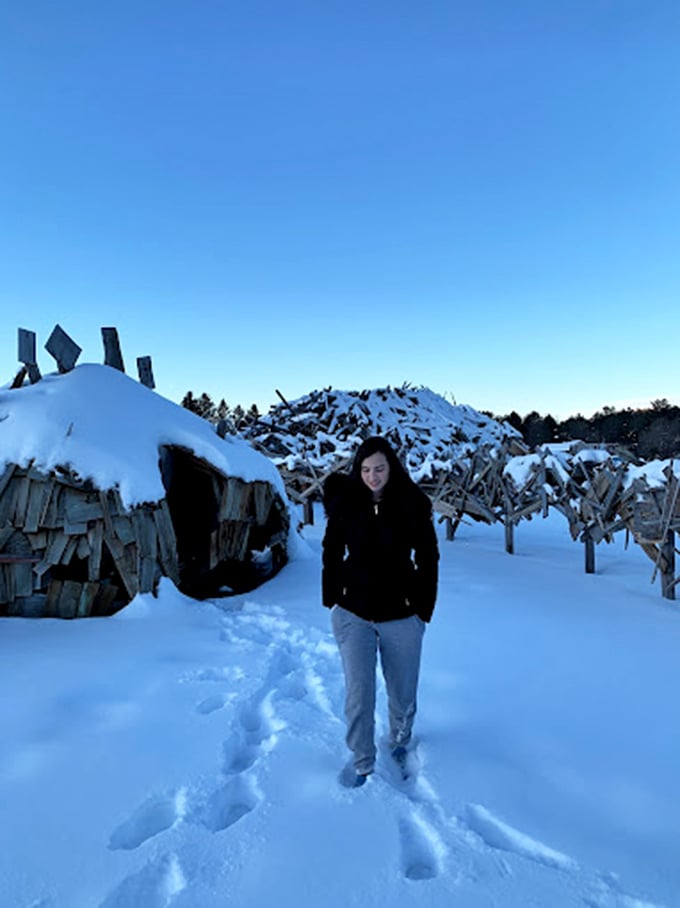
[0,450,289,618]
[1,325,290,617]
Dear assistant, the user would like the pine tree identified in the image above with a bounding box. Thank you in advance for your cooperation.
[181,391,200,414]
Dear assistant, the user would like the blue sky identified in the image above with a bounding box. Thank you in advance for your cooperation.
[2,0,679,419]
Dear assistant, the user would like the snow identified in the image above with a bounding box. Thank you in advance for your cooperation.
[246,385,521,477]
[625,460,680,491]
[1,509,679,908]
[2,368,680,907]
[0,365,285,508]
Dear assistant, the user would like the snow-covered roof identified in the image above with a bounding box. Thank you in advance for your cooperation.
[0,365,286,509]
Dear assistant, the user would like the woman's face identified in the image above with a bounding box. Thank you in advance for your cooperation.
[360,452,390,498]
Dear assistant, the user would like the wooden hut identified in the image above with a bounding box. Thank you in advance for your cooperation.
[0,360,290,618]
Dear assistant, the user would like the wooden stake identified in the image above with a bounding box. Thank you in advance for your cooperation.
[504,517,514,555]
[660,529,676,601]
[137,356,155,388]
[102,327,125,372]
[584,529,595,574]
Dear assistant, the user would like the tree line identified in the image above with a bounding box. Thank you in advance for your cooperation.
[496,399,680,459]
[181,391,680,460]
[180,391,261,433]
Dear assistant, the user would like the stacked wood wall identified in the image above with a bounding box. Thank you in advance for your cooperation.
[0,464,179,618]
[0,452,289,616]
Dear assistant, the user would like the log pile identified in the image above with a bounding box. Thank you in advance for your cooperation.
[420,444,511,531]
[244,385,525,520]
[501,445,633,542]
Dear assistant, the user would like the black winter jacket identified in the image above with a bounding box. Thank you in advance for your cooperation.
[322,476,439,623]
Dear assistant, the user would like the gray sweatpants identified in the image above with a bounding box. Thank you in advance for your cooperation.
[331,605,426,775]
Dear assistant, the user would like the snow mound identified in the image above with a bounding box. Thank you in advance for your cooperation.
[0,364,286,508]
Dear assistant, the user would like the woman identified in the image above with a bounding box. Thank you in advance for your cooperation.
[322,436,439,787]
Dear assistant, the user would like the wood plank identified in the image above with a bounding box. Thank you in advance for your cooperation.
[7,594,46,618]
[139,556,157,593]
[112,515,136,545]
[0,526,14,551]
[0,565,12,604]
[42,483,63,528]
[0,554,40,564]
[104,536,138,598]
[0,464,16,500]
[209,529,219,570]
[45,324,82,373]
[103,489,125,518]
[10,366,27,388]
[91,582,120,616]
[57,580,82,618]
[13,560,34,597]
[76,535,90,560]
[87,522,103,581]
[18,327,37,364]
[131,510,157,559]
[64,521,88,536]
[61,536,78,565]
[101,327,125,372]
[99,491,115,538]
[45,580,63,617]
[224,478,250,520]
[137,356,155,388]
[253,482,272,525]
[65,497,104,525]
[76,582,100,617]
[152,504,179,582]
[11,476,30,524]
[44,531,69,565]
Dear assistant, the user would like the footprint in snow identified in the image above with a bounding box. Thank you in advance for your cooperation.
[464,803,579,872]
[194,775,260,833]
[398,810,445,881]
[222,730,259,775]
[195,693,232,715]
[98,852,186,908]
[109,790,186,851]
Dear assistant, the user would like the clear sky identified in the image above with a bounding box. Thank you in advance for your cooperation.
[2,0,679,420]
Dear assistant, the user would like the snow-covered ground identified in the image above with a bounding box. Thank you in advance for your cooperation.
[1,507,679,908]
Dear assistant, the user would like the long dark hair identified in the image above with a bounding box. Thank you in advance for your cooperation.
[323,436,425,514]
[349,436,418,497]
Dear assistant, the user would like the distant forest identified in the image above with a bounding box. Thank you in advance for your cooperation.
[495,399,680,460]
[181,391,680,461]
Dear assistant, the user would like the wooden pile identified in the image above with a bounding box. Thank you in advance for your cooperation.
[616,466,680,598]
[0,462,178,618]
[245,385,524,473]
[420,445,510,534]
[207,474,289,570]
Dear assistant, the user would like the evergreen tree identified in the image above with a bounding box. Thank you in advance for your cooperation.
[181,391,200,414]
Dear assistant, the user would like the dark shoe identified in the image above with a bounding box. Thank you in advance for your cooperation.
[353,771,371,788]
[391,745,410,779]
[339,764,373,789]
[392,745,408,764]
